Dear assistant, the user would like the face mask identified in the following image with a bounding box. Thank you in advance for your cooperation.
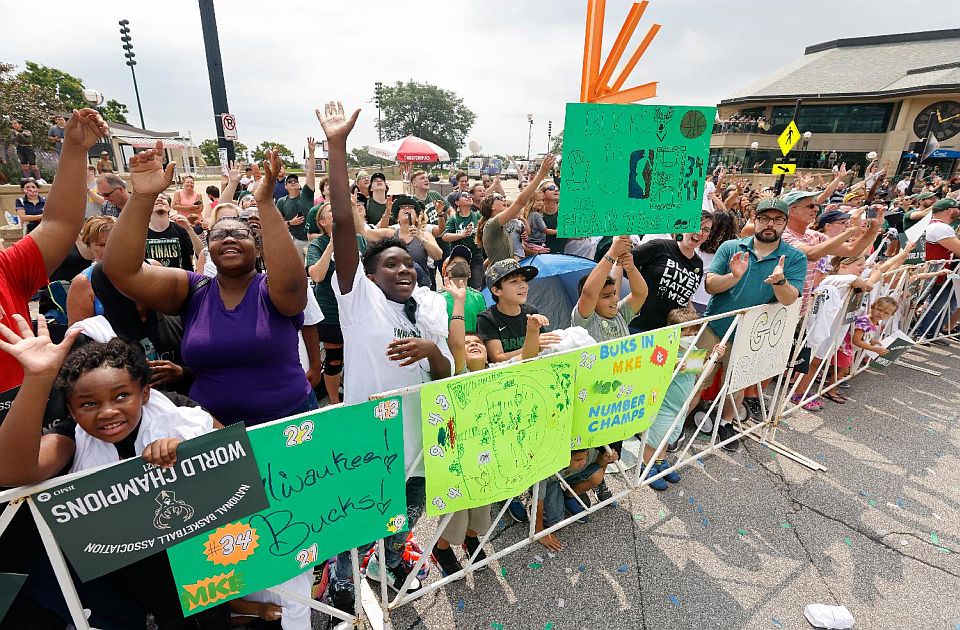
[679,335,696,347]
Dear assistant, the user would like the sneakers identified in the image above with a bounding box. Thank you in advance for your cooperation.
[717,422,740,452]
[366,556,422,594]
[790,394,824,411]
[641,462,669,491]
[742,396,763,420]
[507,498,529,523]
[595,479,613,503]
[667,430,686,453]
[656,459,681,484]
[564,494,591,520]
[431,545,463,578]
[461,535,487,569]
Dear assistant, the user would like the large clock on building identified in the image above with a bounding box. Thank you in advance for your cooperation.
[913,100,960,141]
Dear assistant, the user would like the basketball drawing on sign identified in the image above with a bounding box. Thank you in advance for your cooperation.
[420,356,576,516]
[680,110,707,139]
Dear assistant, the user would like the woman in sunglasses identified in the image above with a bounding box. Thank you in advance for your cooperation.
[102,143,314,427]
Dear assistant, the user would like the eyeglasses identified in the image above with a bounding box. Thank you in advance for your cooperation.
[208,227,252,242]
[797,202,818,209]
[542,185,559,191]
[99,186,123,199]
[755,214,787,226]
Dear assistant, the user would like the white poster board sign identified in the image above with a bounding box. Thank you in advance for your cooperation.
[726,301,802,392]
[904,211,933,244]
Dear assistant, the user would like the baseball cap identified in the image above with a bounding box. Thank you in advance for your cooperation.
[391,195,424,212]
[485,259,538,290]
[370,172,387,183]
[816,210,851,229]
[932,197,959,211]
[917,191,937,201]
[780,189,819,207]
[447,244,473,264]
[755,197,789,215]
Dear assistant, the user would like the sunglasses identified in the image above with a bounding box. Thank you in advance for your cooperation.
[542,185,559,191]
[208,227,252,242]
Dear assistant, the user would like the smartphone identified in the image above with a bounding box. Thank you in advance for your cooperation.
[866,207,878,219]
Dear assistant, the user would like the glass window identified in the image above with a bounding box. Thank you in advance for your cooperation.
[770,104,894,134]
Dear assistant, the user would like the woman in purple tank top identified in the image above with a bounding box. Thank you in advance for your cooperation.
[102,145,314,426]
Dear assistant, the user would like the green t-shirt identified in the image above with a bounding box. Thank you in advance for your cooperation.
[444,210,482,257]
[306,202,324,236]
[277,184,314,241]
[542,210,567,254]
[305,233,367,326]
[412,190,449,224]
[441,288,487,333]
[365,197,388,225]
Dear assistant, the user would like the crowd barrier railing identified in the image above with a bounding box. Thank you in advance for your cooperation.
[3,263,958,629]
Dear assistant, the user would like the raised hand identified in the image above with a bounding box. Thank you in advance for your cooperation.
[608,234,632,259]
[228,161,243,185]
[129,140,175,197]
[763,255,786,285]
[729,251,749,279]
[0,314,80,378]
[255,150,281,205]
[307,136,317,155]
[64,108,109,150]
[316,101,360,144]
[444,276,466,302]
[835,163,847,181]
[537,154,557,177]
[526,313,551,331]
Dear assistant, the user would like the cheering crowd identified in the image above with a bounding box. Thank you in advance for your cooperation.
[1,105,959,629]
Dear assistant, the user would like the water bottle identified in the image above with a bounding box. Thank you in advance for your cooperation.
[4,211,18,226]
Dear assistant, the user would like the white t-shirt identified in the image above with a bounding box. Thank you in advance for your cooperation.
[692,249,715,306]
[702,180,716,211]
[297,288,324,372]
[925,220,955,245]
[806,274,856,359]
[334,265,453,476]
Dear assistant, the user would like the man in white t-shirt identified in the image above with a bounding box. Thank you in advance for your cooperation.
[702,174,716,212]
[917,197,960,339]
[319,100,453,616]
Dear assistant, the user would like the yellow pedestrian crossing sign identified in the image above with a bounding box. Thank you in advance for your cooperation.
[772,163,796,175]
[778,121,800,156]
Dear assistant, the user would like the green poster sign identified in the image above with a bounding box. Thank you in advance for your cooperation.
[32,423,267,582]
[558,102,716,237]
[420,354,576,517]
[571,329,679,449]
[167,399,407,616]
[0,573,26,623]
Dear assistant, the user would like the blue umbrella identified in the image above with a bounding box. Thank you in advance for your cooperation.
[481,254,630,329]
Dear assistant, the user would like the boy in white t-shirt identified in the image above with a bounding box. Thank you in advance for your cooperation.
[319,101,453,616]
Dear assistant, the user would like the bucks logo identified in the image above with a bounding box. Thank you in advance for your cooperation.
[153,490,194,530]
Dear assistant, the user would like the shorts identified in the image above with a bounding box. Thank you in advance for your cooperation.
[833,350,853,370]
[16,146,36,165]
[315,323,344,345]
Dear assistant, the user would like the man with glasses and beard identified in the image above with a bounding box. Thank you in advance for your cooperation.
[701,197,806,451]
[95,173,130,218]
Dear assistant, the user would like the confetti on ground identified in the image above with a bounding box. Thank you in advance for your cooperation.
[617,564,630,573]
[815,453,826,461]
[896,498,904,508]
[858,490,870,497]
[738,528,749,536]
[772,618,783,628]
[868,500,877,508]
[547,552,556,559]
[688,496,695,505]
[491,623,503,630]
[746,463,757,470]
[781,522,792,529]
[731,477,740,481]
[501,567,507,578]
[578,563,586,573]
[901,540,909,546]
[702,517,709,526]
[938,547,951,554]
[658,509,666,519]
[633,513,645,521]
[534,555,544,563]
[558,598,565,608]
[931,532,941,544]
[696,505,703,514]
[843,537,852,546]
[934,513,942,521]
[679,491,685,498]
[668,595,681,606]
[612,500,619,507]
[456,599,465,611]
[544,623,554,630]
[528,562,542,570]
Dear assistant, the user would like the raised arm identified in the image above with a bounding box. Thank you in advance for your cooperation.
[497,155,555,226]
[255,151,307,316]
[817,164,846,204]
[445,279,467,375]
[100,140,191,315]
[576,237,628,318]
[305,137,317,192]
[878,241,916,273]
[31,109,109,276]
[316,101,361,295]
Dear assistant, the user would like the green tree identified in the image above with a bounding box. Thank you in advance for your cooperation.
[101,99,129,124]
[0,62,60,150]
[252,141,298,169]
[347,147,381,168]
[18,62,85,110]
[377,80,475,161]
[198,138,250,165]
[550,130,563,155]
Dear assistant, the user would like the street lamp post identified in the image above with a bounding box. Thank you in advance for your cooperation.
[527,114,533,161]
[801,131,812,169]
[547,120,552,154]
[374,82,383,143]
[118,20,146,129]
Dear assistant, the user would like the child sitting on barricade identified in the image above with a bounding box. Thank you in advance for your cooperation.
[639,307,725,491]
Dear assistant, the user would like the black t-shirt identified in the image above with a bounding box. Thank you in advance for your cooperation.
[146,223,194,270]
[630,239,703,331]
[542,211,568,254]
[476,303,542,353]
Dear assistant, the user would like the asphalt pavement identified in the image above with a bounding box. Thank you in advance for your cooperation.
[314,339,960,630]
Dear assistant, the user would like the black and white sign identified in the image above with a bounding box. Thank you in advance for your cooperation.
[221,113,238,141]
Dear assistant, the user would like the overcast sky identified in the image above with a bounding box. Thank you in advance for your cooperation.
[3,1,955,159]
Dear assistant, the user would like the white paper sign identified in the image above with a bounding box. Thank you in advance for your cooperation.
[726,301,802,392]
[904,210,933,244]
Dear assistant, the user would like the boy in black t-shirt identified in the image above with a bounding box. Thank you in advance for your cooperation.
[476,259,560,362]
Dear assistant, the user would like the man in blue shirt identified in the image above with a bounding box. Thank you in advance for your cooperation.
[702,196,806,451]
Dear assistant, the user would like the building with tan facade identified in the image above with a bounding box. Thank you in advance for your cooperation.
[710,29,960,177]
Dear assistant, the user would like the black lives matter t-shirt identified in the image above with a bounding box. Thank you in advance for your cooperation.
[146,223,194,270]
[630,239,703,331]
[476,303,542,353]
